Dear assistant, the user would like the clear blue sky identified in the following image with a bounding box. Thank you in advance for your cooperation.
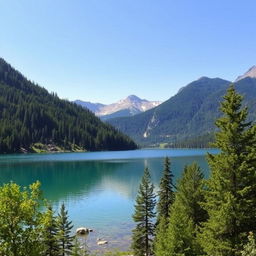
[1,0,256,104]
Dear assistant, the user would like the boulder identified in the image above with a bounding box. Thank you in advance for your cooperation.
[76,227,89,235]
[97,240,108,245]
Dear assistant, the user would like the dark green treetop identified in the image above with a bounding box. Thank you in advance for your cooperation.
[42,205,59,256]
[131,167,156,256]
[155,163,205,256]
[0,58,137,153]
[156,157,174,224]
[56,203,74,256]
[200,85,256,255]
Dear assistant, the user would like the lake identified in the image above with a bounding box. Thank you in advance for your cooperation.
[0,148,217,252]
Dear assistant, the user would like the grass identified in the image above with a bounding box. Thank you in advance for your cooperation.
[30,142,86,153]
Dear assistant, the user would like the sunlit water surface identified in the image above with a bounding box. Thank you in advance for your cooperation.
[0,149,217,251]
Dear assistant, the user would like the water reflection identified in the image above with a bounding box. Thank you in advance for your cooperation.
[0,150,212,250]
[0,155,209,202]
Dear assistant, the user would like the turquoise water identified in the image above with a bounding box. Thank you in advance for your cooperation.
[0,149,217,251]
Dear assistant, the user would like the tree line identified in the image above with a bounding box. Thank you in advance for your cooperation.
[0,58,137,153]
[132,85,256,256]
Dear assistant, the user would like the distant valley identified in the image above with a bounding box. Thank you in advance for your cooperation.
[74,95,161,120]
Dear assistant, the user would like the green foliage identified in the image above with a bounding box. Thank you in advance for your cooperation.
[71,237,88,256]
[0,181,44,256]
[42,205,59,256]
[199,85,256,255]
[56,203,74,256]
[109,77,231,146]
[100,249,133,256]
[132,167,156,256]
[109,77,256,147]
[0,181,79,256]
[155,163,205,256]
[169,132,214,148]
[154,158,174,256]
[156,157,174,224]
[154,217,169,256]
[0,58,137,153]
[241,232,256,256]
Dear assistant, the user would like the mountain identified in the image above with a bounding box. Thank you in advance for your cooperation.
[75,95,161,119]
[235,66,256,82]
[0,58,137,153]
[108,75,256,147]
[73,100,105,113]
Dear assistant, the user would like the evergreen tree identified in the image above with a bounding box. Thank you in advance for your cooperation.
[43,205,59,256]
[156,157,174,224]
[56,203,74,256]
[132,167,156,256]
[199,85,256,255]
[155,163,205,256]
[154,157,174,256]
[154,217,169,256]
[71,237,88,256]
[0,58,137,153]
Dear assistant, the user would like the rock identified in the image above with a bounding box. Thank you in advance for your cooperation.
[76,227,89,235]
[89,229,93,232]
[97,240,108,245]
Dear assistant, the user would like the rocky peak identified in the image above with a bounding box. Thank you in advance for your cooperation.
[235,66,256,82]
[126,95,143,102]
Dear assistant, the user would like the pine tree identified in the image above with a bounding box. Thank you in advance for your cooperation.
[154,216,169,256]
[131,167,156,256]
[154,157,174,256]
[71,237,88,256]
[43,205,59,256]
[156,163,205,256]
[56,203,74,256]
[156,157,174,224]
[199,85,256,256]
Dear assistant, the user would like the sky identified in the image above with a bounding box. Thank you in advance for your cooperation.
[1,0,256,104]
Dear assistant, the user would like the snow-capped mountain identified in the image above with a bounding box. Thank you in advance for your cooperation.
[74,95,161,119]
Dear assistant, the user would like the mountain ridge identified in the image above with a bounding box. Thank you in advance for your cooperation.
[0,58,137,153]
[74,95,161,119]
[108,75,256,147]
[235,65,256,82]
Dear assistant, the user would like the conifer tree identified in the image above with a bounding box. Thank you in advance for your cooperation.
[154,217,169,256]
[199,85,256,255]
[43,205,59,256]
[132,167,156,256]
[154,157,174,256]
[155,163,205,256]
[56,203,74,256]
[71,237,88,256]
[156,157,174,224]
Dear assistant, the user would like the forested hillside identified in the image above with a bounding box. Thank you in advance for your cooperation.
[108,77,256,147]
[0,58,137,153]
